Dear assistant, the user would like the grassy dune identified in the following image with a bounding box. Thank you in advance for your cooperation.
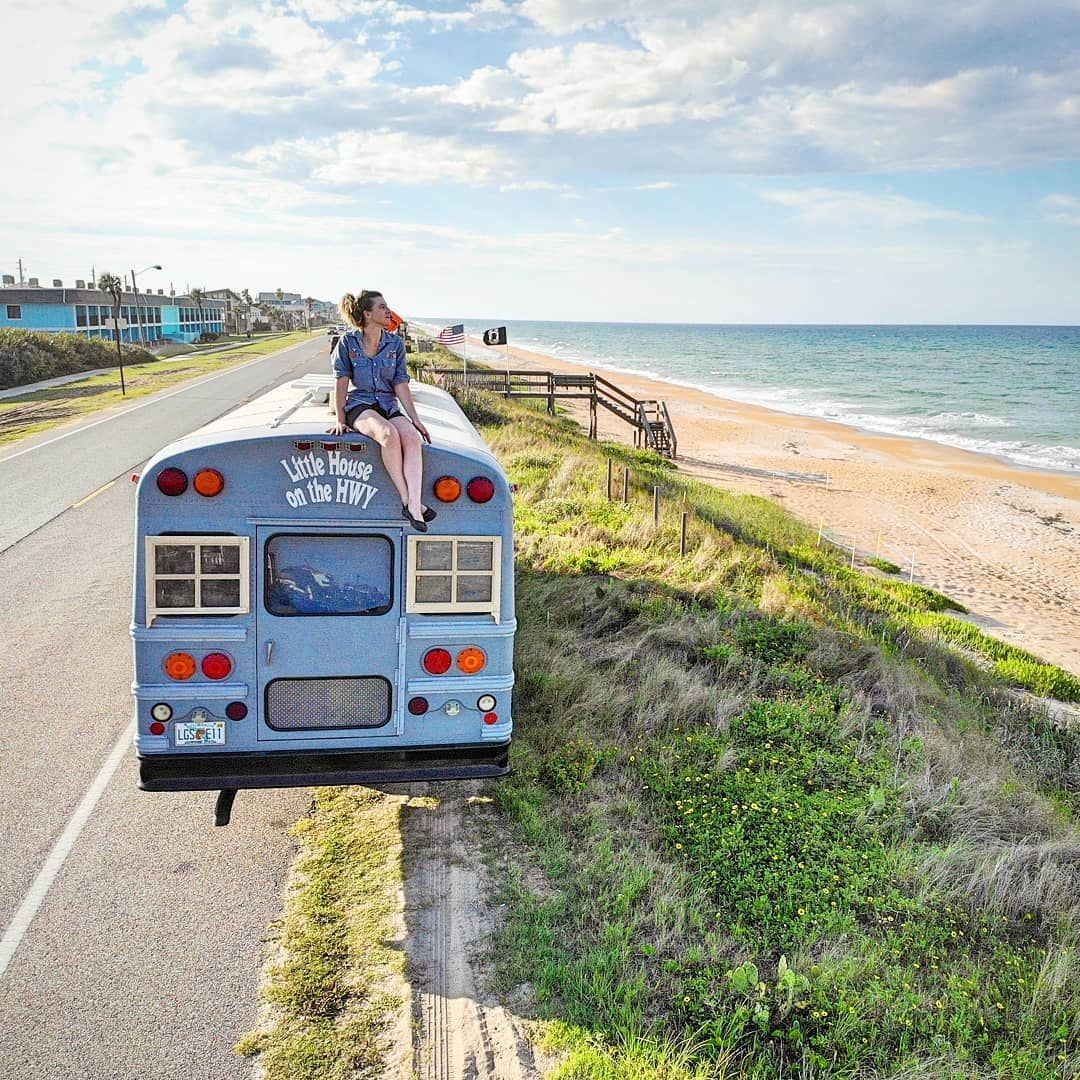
[244,357,1080,1079]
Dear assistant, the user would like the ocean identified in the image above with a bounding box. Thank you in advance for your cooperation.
[422,321,1080,476]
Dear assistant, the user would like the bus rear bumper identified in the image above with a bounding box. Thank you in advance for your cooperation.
[137,742,511,791]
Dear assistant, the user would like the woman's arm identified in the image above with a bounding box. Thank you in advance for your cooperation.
[328,376,350,434]
[395,382,431,443]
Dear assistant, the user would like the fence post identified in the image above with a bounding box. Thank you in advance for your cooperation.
[817,518,824,546]
[875,530,882,557]
[909,552,916,583]
[606,459,613,501]
[623,467,630,505]
[680,512,688,555]
[850,538,857,570]
[653,485,660,525]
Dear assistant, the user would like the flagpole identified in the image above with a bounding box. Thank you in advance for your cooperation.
[462,323,468,388]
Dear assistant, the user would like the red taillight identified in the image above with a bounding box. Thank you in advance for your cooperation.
[193,468,224,497]
[164,652,196,680]
[293,441,312,451]
[422,648,452,675]
[226,701,248,721]
[156,467,188,496]
[483,712,499,725]
[321,441,339,451]
[434,476,462,502]
[149,721,166,736]
[408,697,429,715]
[201,652,233,680]
[467,476,495,503]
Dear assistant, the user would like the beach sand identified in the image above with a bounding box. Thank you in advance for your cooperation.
[458,336,1080,678]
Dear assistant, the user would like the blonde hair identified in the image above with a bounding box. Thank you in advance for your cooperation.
[340,289,383,329]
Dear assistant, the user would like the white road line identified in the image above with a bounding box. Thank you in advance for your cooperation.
[0,721,134,979]
[0,339,312,465]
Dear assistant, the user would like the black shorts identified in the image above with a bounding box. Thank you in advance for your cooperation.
[345,401,402,426]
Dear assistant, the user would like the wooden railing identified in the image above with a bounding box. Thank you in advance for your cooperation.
[419,366,678,459]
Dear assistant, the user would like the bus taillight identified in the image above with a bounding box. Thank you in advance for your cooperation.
[193,468,225,497]
[434,476,462,502]
[422,648,453,675]
[477,695,496,711]
[466,476,495,503]
[408,697,429,715]
[164,652,196,680]
[226,701,248,720]
[201,652,233,680]
[156,468,188,496]
[457,647,486,674]
[483,712,499,725]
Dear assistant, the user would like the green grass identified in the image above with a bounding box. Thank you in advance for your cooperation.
[235,787,405,1079]
[456,380,1080,1077]
[0,330,311,446]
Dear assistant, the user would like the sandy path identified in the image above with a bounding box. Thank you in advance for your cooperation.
[397,787,546,1080]
[454,337,1080,676]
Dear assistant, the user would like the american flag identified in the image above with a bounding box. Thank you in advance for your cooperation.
[437,324,464,345]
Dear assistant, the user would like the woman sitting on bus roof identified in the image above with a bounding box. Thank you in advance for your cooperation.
[328,289,435,532]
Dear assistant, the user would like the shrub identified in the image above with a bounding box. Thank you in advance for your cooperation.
[0,328,157,390]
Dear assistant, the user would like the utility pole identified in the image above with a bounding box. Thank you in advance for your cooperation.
[17,258,25,284]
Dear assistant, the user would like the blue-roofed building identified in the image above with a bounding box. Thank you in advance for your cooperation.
[0,276,225,344]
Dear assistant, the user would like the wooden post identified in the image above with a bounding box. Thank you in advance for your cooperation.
[653,485,660,525]
[909,552,916,583]
[680,512,688,555]
[817,518,824,546]
[850,538,857,569]
[875,530,882,557]
[606,458,613,501]
[548,372,555,416]
[623,466,630,505]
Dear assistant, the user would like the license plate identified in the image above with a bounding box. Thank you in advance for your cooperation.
[174,721,226,746]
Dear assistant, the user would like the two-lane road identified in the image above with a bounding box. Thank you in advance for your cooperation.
[0,336,329,1078]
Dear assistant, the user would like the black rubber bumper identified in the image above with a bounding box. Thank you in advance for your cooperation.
[138,742,510,791]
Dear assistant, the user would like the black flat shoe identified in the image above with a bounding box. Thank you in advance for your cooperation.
[402,506,428,532]
[422,506,437,523]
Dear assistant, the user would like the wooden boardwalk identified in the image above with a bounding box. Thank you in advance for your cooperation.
[420,366,678,458]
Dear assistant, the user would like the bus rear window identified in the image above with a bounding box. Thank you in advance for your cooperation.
[407,535,502,621]
[266,534,392,616]
[145,536,250,625]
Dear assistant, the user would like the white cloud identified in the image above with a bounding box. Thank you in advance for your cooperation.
[1038,194,1080,226]
[761,188,986,228]
[637,181,676,190]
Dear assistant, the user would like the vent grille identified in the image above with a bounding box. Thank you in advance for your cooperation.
[265,677,391,730]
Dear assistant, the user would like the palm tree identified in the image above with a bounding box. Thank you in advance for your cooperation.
[189,287,205,340]
[303,296,315,330]
[97,271,127,393]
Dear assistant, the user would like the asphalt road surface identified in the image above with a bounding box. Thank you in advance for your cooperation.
[0,336,330,1078]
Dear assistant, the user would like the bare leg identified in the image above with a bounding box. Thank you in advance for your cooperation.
[349,412,408,506]
[390,415,426,518]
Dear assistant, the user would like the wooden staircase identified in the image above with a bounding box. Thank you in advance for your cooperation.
[422,367,678,459]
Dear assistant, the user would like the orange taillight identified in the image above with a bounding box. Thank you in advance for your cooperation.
[457,647,486,674]
[164,652,197,680]
[193,468,225,497]
[434,475,462,502]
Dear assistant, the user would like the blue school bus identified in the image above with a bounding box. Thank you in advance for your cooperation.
[132,376,514,822]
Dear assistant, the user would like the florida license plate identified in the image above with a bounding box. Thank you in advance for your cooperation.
[174,721,226,746]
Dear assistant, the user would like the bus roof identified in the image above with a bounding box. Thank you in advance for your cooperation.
[162,377,498,466]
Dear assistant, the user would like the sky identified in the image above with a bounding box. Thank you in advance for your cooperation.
[2,0,1079,324]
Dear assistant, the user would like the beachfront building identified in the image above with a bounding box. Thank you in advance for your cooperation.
[0,278,225,344]
[205,288,244,336]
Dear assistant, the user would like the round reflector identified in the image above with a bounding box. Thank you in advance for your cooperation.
[149,721,166,736]
[457,647,486,674]
[156,467,188,496]
[164,652,196,680]
[193,468,225,497]
[201,652,233,680]
[483,712,499,725]
[226,701,248,721]
[422,648,453,675]
[466,476,495,503]
[477,694,496,712]
[151,702,173,722]
[407,697,429,716]
[433,475,462,502]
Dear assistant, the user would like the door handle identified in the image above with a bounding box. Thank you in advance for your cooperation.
[266,639,274,665]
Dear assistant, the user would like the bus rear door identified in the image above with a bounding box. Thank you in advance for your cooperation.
[256,526,403,743]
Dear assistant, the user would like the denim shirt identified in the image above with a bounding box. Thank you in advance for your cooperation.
[331,329,408,413]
